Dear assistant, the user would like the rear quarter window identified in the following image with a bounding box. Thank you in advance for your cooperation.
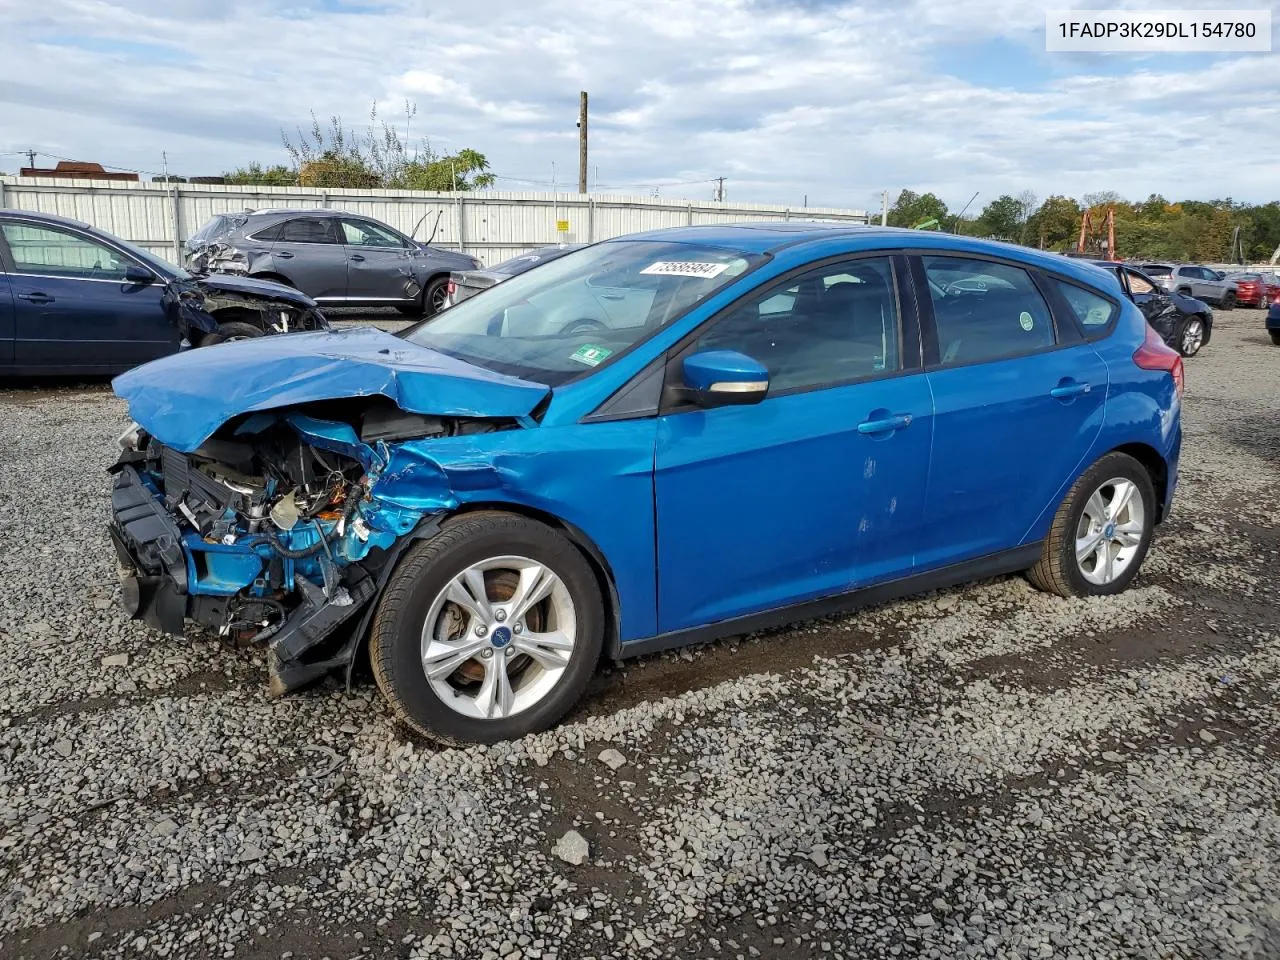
[1052,280,1119,335]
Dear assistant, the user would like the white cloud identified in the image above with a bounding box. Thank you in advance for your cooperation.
[0,0,1278,208]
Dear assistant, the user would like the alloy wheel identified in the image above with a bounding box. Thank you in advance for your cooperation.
[1075,478,1146,585]
[1181,319,1203,356]
[420,556,576,720]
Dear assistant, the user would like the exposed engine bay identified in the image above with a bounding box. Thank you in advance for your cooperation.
[108,402,507,694]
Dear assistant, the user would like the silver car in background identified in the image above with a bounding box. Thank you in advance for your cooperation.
[1137,262,1238,309]
[185,209,482,317]
[444,244,584,308]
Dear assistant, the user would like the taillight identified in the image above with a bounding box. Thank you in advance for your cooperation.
[1133,324,1184,397]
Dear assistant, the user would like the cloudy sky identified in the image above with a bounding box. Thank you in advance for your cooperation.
[1,0,1277,213]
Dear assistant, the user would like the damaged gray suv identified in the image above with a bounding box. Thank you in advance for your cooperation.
[185,209,483,317]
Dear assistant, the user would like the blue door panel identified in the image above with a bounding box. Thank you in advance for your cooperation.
[918,343,1109,570]
[654,375,933,634]
[12,276,176,367]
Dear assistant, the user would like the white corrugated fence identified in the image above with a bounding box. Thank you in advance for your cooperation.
[0,177,869,267]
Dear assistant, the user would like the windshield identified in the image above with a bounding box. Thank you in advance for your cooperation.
[402,240,763,385]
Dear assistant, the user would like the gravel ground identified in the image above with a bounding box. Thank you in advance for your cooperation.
[1,310,1278,960]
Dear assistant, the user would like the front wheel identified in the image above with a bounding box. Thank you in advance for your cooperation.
[1177,316,1205,357]
[1026,452,1156,598]
[1220,292,1236,311]
[199,320,264,345]
[369,513,604,744]
[1270,331,1280,346]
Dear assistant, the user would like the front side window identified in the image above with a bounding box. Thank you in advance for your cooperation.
[403,240,762,386]
[0,222,134,281]
[341,219,406,248]
[923,256,1055,365]
[691,257,901,393]
[276,218,337,244]
[1053,279,1118,331]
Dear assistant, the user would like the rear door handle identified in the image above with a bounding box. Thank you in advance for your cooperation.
[600,294,624,301]
[349,254,366,262]
[857,413,913,435]
[274,251,294,259]
[17,292,54,304]
[1050,380,1091,399]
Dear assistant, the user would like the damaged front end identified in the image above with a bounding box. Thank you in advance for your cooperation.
[107,403,500,695]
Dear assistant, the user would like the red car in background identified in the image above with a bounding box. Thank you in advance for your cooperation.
[1226,271,1280,308]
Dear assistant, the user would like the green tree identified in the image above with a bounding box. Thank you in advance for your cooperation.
[975,195,1024,240]
[1025,195,1081,250]
[223,162,297,186]
[886,190,948,228]
[402,148,496,191]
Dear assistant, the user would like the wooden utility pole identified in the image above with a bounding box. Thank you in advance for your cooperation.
[577,91,588,194]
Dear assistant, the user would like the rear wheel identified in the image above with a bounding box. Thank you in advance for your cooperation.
[199,321,264,346]
[1270,331,1280,346]
[424,277,450,317]
[1027,452,1156,598]
[369,513,604,744]
[1177,316,1205,357]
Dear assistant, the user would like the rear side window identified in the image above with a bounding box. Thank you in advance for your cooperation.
[922,256,1055,366]
[249,222,285,241]
[1053,280,1118,333]
[1143,265,1172,277]
[276,218,337,244]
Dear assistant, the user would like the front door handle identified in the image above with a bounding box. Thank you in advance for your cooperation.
[857,413,913,435]
[274,251,294,259]
[17,292,54,304]
[349,254,366,262]
[1050,379,1091,399]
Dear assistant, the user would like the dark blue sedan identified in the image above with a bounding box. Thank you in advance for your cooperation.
[108,224,1183,744]
[0,210,328,375]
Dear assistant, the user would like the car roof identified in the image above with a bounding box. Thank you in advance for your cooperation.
[615,223,1120,287]
[0,208,92,230]
[242,208,372,220]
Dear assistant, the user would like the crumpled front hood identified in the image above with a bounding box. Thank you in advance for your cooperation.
[195,272,318,308]
[113,326,550,453]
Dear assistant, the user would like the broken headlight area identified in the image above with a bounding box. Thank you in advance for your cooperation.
[108,404,481,694]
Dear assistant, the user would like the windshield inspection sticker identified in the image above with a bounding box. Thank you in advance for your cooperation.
[640,261,730,279]
[1019,311,1036,331]
[570,344,613,367]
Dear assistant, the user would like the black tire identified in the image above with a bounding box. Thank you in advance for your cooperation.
[1026,452,1156,598]
[1270,331,1280,346]
[1220,292,1236,311]
[1176,316,1205,357]
[423,277,450,317]
[199,321,265,346]
[369,512,605,745]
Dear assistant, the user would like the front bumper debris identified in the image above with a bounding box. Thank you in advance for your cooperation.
[107,451,390,694]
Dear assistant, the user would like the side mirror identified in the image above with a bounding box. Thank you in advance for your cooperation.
[124,264,154,285]
[682,349,769,407]
[1215,271,1226,281]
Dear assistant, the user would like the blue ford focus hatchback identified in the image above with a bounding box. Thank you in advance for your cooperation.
[109,224,1183,743]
